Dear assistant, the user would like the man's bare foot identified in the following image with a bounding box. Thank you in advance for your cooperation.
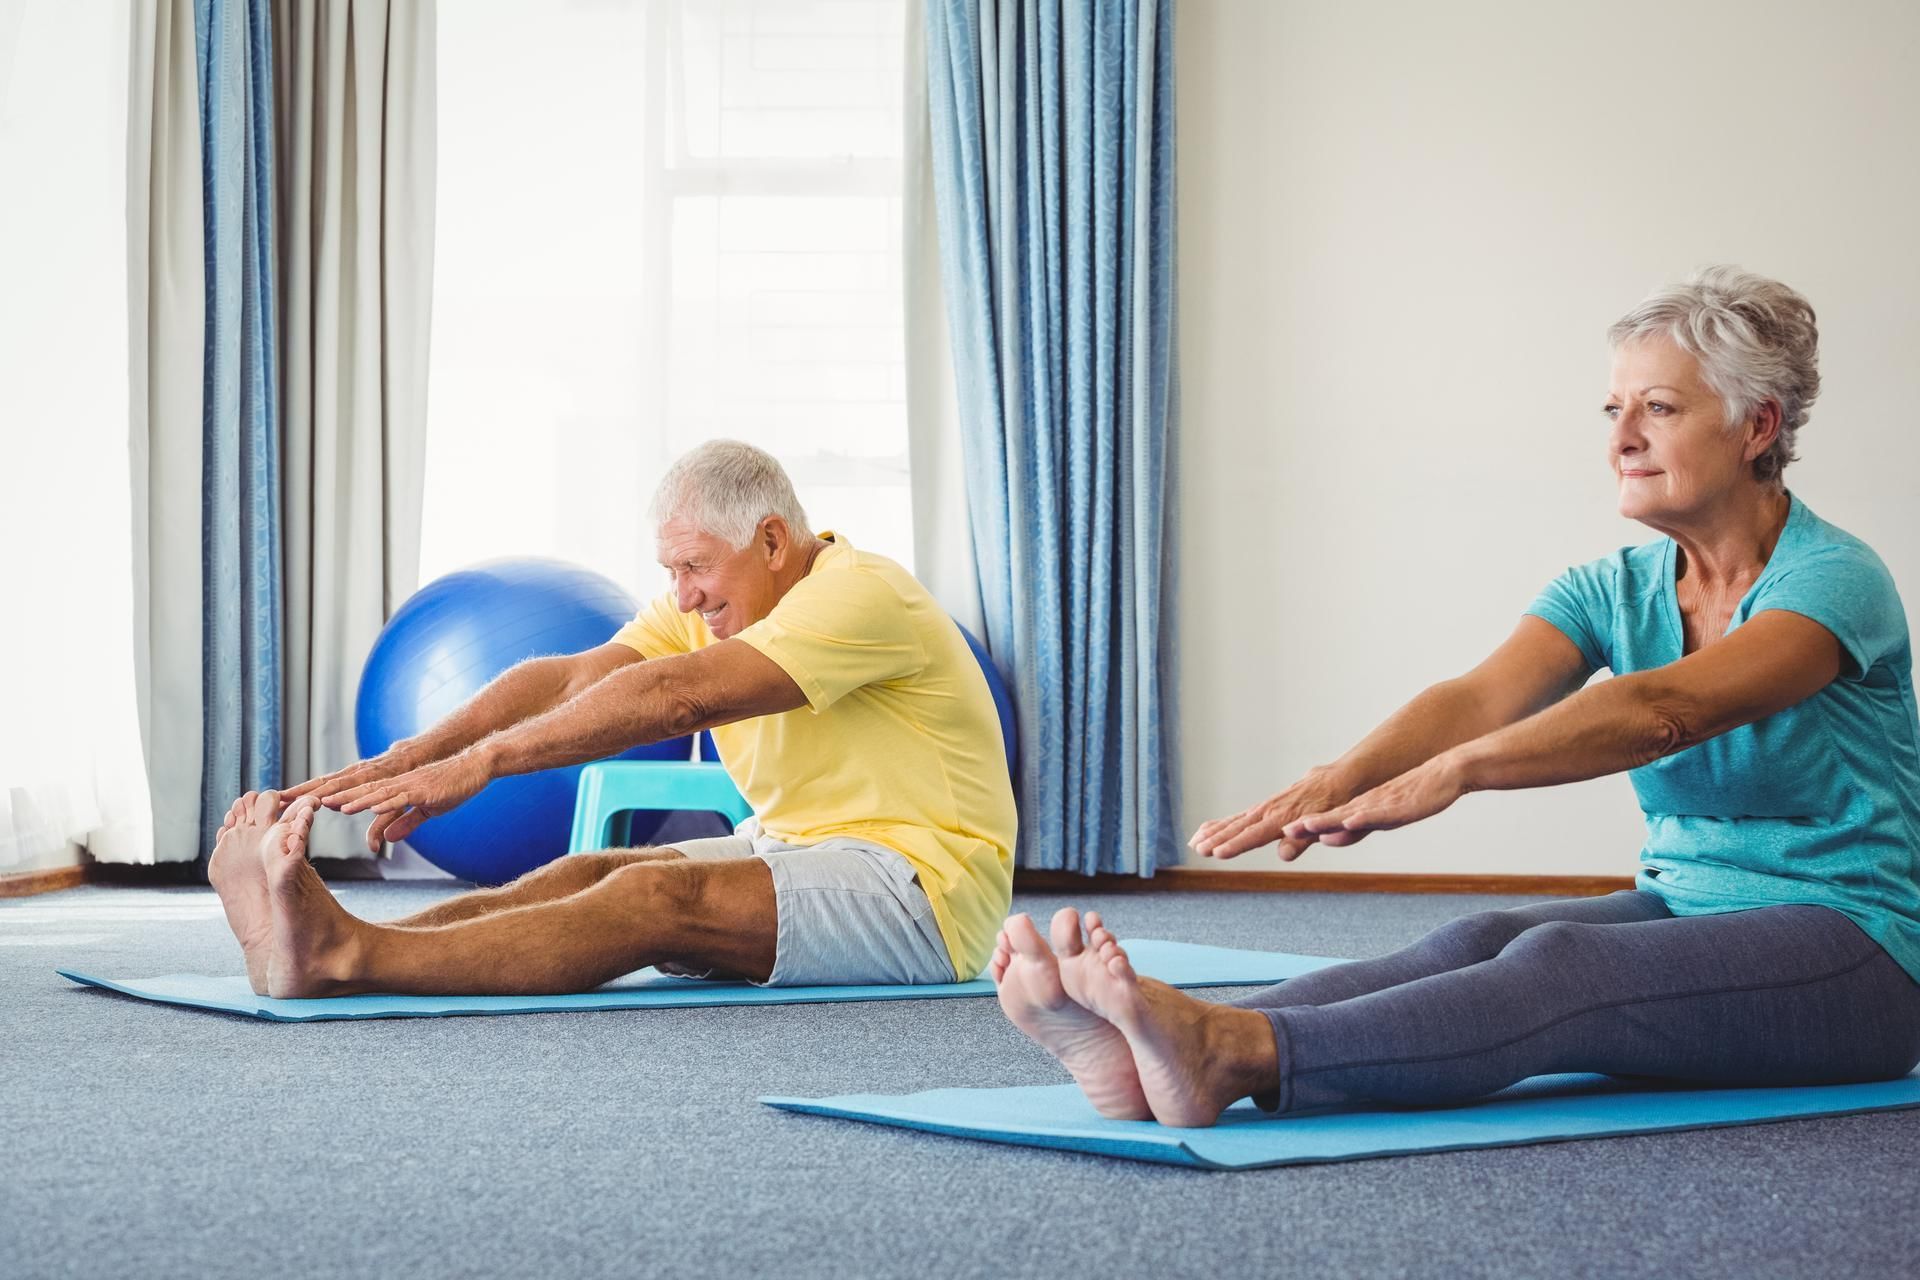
[1057,911,1280,1128]
[990,910,1151,1120]
[208,790,282,994]
[257,795,367,998]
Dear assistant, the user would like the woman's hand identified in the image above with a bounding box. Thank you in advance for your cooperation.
[1189,766,1357,861]
[1283,753,1470,848]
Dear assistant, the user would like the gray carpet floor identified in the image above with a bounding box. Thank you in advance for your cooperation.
[5,882,1917,1279]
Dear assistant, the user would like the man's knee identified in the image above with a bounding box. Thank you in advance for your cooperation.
[603,856,710,915]
[519,848,682,891]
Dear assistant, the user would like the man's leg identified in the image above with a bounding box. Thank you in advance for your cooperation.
[253,800,778,997]
[382,849,685,928]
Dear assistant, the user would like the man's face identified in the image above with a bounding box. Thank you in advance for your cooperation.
[654,517,780,639]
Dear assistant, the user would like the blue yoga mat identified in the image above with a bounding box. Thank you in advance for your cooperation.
[56,940,1336,1023]
[763,1070,1920,1169]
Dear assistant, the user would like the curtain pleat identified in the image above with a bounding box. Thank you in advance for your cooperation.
[274,0,436,858]
[923,0,1179,874]
[194,0,284,855]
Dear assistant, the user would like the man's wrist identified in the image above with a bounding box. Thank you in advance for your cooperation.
[467,737,506,780]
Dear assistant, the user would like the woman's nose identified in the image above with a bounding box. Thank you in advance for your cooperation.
[1609,408,1644,455]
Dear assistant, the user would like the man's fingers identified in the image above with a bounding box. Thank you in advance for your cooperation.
[335,776,410,813]
[364,790,421,816]
[383,809,427,843]
[366,808,401,852]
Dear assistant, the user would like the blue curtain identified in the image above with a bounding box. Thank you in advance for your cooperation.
[195,0,282,852]
[925,0,1179,875]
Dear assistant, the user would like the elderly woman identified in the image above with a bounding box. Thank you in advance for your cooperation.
[993,267,1920,1126]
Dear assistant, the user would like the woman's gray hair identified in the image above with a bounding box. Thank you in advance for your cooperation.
[1608,266,1821,484]
[650,439,813,549]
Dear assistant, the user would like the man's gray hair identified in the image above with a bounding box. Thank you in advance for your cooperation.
[650,439,814,549]
[1607,266,1820,485]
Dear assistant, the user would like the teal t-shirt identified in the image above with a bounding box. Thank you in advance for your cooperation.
[1526,493,1920,982]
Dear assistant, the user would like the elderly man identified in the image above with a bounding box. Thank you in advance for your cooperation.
[206,441,1016,999]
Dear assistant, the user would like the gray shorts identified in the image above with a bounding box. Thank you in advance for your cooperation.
[667,820,956,987]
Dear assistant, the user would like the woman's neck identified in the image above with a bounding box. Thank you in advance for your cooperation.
[1664,485,1792,592]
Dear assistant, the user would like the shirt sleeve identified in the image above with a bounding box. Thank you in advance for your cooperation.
[611,591,696,659]
[1750,547,1909,681]
[733,567,928,712]
[1524,556,1616,673]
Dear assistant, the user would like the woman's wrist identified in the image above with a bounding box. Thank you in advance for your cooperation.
[1433,741,1487,795]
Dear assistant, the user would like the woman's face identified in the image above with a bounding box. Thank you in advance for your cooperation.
[1605,337,1757,526]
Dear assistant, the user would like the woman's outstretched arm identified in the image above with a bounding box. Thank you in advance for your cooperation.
[1193,616,1592,859]
[1288,610,1842,847]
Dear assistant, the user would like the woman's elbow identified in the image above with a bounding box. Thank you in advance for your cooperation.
[1636,689,1705,763]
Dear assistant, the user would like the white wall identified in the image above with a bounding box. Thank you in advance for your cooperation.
[1174,0,1920,875]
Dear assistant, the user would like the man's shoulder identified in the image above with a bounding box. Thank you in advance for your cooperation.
[793,536,929,611]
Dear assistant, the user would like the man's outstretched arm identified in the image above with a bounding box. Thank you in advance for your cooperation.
[285,643,643,804]
[327,640,806,850]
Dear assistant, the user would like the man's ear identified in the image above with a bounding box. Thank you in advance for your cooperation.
[758,516,792,567]
[1745,398,1783,463]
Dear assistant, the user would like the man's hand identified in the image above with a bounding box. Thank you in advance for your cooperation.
[1282,754,1470,849]
[284,741,432,807]
[328,750,494,853]
[1188,766,1357,861]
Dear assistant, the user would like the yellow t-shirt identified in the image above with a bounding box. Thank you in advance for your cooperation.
[610,533,1017,979]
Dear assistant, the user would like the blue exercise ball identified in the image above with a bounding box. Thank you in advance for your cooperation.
[956,622,1018,775]
[355,558,692,884]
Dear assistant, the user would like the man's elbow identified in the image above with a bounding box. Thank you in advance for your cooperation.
[655,683,718,741]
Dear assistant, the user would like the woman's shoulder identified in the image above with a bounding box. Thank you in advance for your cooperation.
[1551,536,1669,601]
[1775,497,1899,585]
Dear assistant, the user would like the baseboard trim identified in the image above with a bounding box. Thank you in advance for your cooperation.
[0,864,90,898]
[1014,868,1636,897]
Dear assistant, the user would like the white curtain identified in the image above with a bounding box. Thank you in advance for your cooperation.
[125,0,207,864]
[274,0,437,859]
[901,0,981,635]
[1,0,156,870]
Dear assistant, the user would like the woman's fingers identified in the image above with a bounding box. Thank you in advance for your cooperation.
[1192,806,1266,854]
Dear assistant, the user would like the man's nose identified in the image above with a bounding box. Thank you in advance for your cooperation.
[674,577,702,613]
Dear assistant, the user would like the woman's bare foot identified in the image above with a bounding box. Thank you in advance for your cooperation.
[989,909,1151,1120]
[1058,911,1280,1128]
[208,790,281,994]
[260,795,366,998]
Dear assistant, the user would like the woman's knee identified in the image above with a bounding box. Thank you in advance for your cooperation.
[1495,918,1604,968]
[1413,909,1536,966]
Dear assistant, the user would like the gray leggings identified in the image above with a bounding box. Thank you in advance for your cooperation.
[1231,891,1920,1114]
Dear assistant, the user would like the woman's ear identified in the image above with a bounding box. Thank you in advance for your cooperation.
[1744,398,1783,462]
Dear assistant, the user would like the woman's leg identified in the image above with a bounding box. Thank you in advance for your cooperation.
[1260,904,1920,1113]
[1229,890,1672,1011]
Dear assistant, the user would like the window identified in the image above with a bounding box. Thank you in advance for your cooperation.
[422,0,913,601]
